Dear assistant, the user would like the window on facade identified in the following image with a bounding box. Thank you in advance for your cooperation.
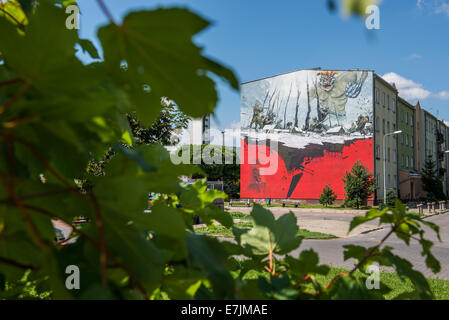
[375,116,379,131]
[387,121,390,134]
[375,88,379,103]
[392,98,396,112]
[405,112,408,124]
[376,145,380,158]
[393,150,396,163]
[383,93,386,106]
[388,148,390,162]
[394,175,397,188]
[383,119,385,134]
[406,156,409,167]
[411,136,413,147]
[402,155,405,166]
[406,134,408,145]
[388,174,391,186]
[387,94,390,109]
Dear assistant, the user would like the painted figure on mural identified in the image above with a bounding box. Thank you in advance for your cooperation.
[249,103,264,129]
[308,70,368,128]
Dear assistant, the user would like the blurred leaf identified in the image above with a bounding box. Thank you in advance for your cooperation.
[98,8,238,124]
[240,204,302,256]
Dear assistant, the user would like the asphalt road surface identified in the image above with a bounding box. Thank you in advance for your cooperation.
[294,213,449,279]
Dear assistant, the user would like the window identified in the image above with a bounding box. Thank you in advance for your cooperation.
[394,175,397,188]
[410,136,413,147]
[406,134,409,145]
[402,155,405,166]
[375,88,379,103]
[388,148,390,162]
[387,94,390,109]
[388,174,391,186]
[375,116,379,131]
[392,98,396,112]
[405,112,408,124]
[387,121,390,134]
[393,150,397,163]
[401,111,404,122]
[383,119,385,134]
[406,156,409,167]
[383,93,386,106]
[376,145,380,158]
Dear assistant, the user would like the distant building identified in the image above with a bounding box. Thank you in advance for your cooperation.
[240,68,449,204]
[374,74,399,202]
[187,115,210,145]
[397,97,420,200]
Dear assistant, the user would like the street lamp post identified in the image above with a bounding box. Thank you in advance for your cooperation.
[383,130,402,204]
[221,130,225,148]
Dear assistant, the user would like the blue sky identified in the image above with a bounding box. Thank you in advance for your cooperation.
[76,0,449,130]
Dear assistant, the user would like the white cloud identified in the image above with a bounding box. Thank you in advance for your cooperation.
[382,72,432,100]
[417,0,449,17]
[437,91,449,99]
[400,87,432,100]
[435,1,449,16]
[382,72,449,101]
[407,53,422,60]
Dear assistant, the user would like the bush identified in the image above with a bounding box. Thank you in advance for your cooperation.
[319,184,336,207]
[386,189,397,207]
[342,161,375,209]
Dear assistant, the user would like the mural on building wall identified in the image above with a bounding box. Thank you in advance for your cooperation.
[240,70,374,199]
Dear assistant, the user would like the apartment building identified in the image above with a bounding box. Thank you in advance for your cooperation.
[397,97,420,200]
[237,68,449,203]
[374,74,398,202]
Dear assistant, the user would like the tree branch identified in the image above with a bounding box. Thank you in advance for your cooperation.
[89,194,108,288]
[0,77,23,87]
[0,134,81,195]
[0,171,50,251]
[22,204,149,299]
[0,256,38,270]
[0,81,31,115]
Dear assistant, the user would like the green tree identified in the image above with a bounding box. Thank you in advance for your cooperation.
[386,189,397,207]
[186,144,240,199]
[319,184,336,207]
[342,161,375,209]
[128,99,190,146]
[421,155,445,201]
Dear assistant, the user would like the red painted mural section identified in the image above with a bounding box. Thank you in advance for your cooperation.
[240,138,373,199]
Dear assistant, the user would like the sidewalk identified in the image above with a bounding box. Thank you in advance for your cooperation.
[226,206,381,238]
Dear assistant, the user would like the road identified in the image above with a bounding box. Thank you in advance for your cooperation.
[294,213,449,279]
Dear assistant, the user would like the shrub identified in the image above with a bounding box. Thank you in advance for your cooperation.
[319,184,337,207]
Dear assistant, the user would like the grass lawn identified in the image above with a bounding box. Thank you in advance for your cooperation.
[225,202,378,210]
[229,211,251,220]
[237,267,449,300]
[195,221,336,239]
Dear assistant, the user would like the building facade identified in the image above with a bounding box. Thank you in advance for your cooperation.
[397,97,419,200]
[373,74,398,202]
[240,69,449,203]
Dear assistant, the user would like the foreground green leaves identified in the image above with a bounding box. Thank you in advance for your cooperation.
[98,8,239,124]
[0,0,443,301]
